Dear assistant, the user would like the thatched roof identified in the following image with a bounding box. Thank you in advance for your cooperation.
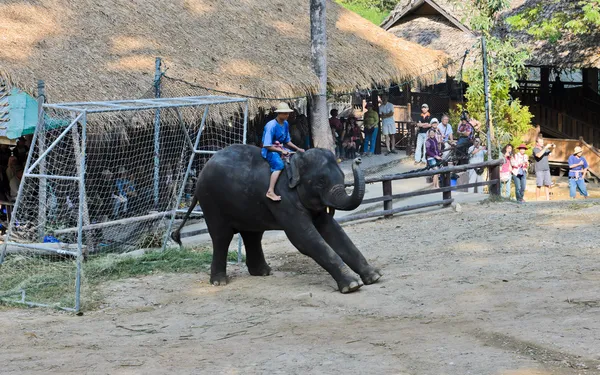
[497,0,600,69]
[382,0,599,70]
[0,0,450,107]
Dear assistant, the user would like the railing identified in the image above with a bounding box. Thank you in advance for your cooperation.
[339,159,503,224]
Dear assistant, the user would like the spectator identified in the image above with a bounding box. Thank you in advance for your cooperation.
[532,135,554,201]
[329,109,343,158]
[467,137,486,193]
[6,156,21,183]
[456,111,474,165]
[113,167,137,218]
[425,128,442,188]
[437,114,454,143]
[414,103,431,165]
[568,146,588,199]
[342,115,362,159]
[352,91,363,110]
[379,94,397,155]
[500,144,513,199]
[511,144,529,203]
[362,102,379,156]
[9,169,23,202]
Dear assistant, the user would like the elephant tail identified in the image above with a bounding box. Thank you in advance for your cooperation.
[170,196,198,248]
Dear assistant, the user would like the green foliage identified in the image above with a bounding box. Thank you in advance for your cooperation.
[452,0,533,147]
[0,248,242,310]
[335,0,393,24]
[505,0,600,43]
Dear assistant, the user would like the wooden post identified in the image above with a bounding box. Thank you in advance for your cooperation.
[371,89,381,155]
[442,172,452,206]
[540,67,550,104]
[489,164,500,196]
[309,0,334,153]
[382,180,392,217]
[36,80,47,241]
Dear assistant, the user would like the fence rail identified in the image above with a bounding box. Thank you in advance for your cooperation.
[340,158,503,224]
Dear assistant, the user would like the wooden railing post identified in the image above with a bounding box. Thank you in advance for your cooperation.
[442,172,452,206]
[489,164,500,196]
[382,180,392,217]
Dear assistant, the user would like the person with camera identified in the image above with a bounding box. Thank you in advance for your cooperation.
[511,144,529,203]
[532,135,554,201]
[467,137,486,193]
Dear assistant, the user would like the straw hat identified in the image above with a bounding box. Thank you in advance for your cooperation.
[274,102,294,113]
[573,146,583,155]
[517,143,528,150]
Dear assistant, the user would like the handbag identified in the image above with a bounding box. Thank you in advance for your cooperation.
[500,171,511,182]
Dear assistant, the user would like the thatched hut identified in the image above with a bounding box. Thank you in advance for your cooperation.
[0,0,450,109]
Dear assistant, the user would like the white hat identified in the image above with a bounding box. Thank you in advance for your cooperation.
[421,103,429,108]
[430,118,439,124]
[274,102,294,113]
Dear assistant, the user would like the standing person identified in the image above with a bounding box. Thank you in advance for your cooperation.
[329,109,343,159]
[511,144,529,203]
[379,94,397,155]
[425,129,442,188]
[532,135,554,201]
[467,137,486,193]
[500,144,513,199]
[262,102,305,202]
[456,111,474,164]
[568,146,589,199]
[437,114,454,142]
[414,104,431,165]
[362,102,379,156]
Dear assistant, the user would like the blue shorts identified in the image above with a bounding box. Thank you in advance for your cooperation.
[264,151,284,172]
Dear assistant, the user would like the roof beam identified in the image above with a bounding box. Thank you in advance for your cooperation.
[381,0,472,35]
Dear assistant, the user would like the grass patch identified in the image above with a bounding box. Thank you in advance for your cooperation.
[0,248,243,311]
[335,0,389,25]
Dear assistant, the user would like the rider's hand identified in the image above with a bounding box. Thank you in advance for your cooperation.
[297,148,305,153]
[281,150,289,156]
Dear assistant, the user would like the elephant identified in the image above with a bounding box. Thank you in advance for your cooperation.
[171,144,382,293]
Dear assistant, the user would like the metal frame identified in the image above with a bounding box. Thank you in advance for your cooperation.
[0,96,248,312]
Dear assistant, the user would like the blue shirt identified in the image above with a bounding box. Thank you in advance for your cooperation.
[568,155,588,177]
[261,119,290,158]
[116,178,134,196]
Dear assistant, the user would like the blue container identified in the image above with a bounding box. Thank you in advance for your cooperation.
[450,179,457,187]
[43,235,60,243]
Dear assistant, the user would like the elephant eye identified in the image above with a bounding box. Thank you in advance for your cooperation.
[317,176,327,186]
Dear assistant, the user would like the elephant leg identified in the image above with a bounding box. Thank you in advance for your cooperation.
[206,221,234,286]
[240,231,272,277]
[314,212,382,285]
[283,219,363,293]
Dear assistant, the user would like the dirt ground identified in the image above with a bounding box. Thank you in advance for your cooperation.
[1,200,600,375]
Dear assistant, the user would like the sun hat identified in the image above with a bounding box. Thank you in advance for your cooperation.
[574,146,583,155]
[430,117,439,124]
[421,103,429,109]
[517,143,528,150]
[274,102,294,113]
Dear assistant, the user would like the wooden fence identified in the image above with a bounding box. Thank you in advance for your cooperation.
[338,158,503,224]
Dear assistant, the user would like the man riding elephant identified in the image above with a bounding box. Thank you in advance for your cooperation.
[171,104,382,293]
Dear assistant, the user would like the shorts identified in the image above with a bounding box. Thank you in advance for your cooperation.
[427,158,439,168]
[535,170,552,187]
[382,122,396,136]
[264,151,284,172]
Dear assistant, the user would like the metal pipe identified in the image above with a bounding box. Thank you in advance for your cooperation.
[1,242,79,257]
[162,106,210,251]
[24,174,81,181]
[36,80,47,241]
[242,101,249,145]
[26,113,82,173]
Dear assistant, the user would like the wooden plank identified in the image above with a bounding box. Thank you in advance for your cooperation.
[337,199,454,224]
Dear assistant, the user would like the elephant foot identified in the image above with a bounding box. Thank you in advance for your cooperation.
[361,268,383,285]
[248,263,272,277]
[210,273,229,286]
[337,277,364,294]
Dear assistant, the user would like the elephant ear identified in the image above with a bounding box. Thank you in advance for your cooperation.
[287,153,303,189]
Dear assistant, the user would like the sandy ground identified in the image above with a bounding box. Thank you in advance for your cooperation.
[1,200,600,375]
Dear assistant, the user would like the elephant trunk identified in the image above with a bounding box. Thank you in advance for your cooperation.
[325,160,365,211]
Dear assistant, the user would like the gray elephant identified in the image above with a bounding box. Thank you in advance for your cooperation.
[171,144,382,293]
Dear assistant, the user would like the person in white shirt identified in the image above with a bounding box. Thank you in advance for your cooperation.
[379,94,397,155]
[467,138,486,193]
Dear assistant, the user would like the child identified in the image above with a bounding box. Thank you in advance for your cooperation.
[262,103,305,202]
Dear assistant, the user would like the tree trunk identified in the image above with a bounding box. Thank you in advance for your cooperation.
[309,0,334,153]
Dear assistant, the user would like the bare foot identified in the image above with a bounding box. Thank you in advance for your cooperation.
[266,191,281,202]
